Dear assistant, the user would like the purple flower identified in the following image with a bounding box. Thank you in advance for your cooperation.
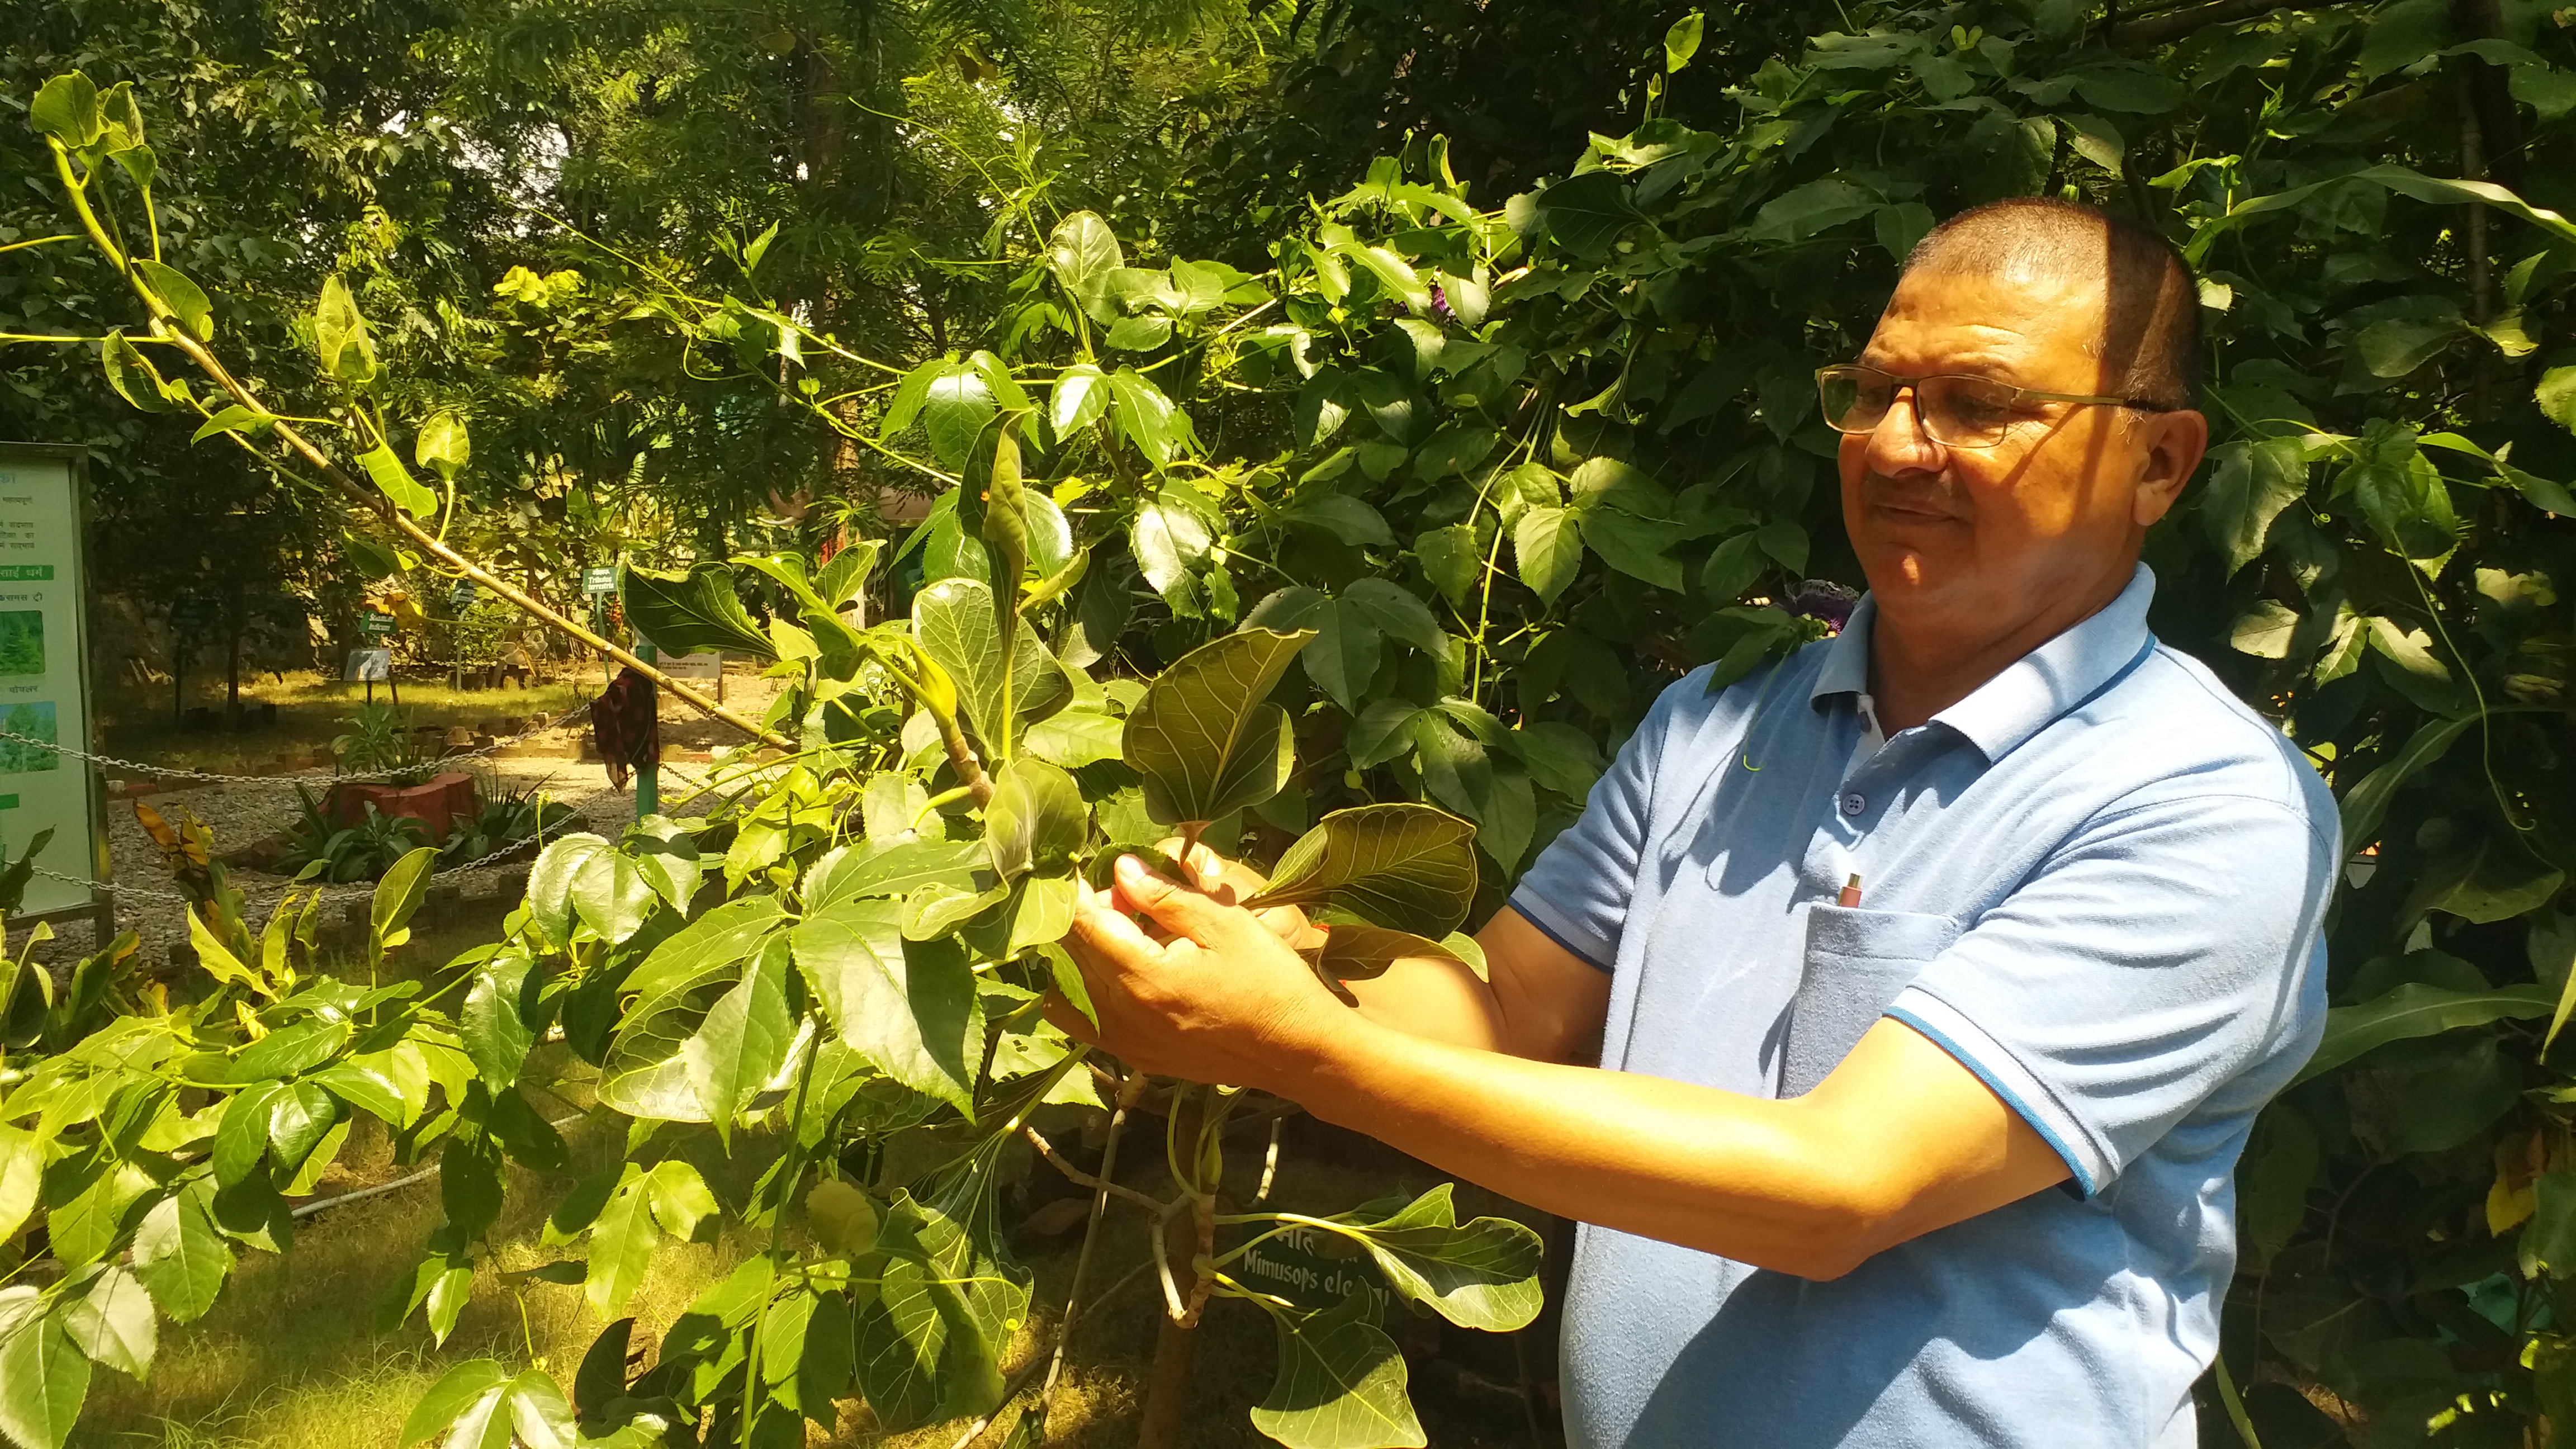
[1427,282,1455,327]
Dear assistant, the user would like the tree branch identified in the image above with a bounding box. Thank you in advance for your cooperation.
[2113,0,2347,48]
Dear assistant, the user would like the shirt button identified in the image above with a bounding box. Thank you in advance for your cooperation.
[1839,792,1866,817]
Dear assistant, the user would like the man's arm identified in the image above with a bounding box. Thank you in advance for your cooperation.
[1060,855,2070,1281]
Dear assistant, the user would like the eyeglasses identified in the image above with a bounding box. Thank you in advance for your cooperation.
[1815,364,2174,449]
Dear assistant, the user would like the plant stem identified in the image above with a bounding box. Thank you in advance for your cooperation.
[1033,1068,1145,1441]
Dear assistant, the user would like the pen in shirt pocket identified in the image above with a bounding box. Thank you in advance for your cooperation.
[1837,874,1864,908]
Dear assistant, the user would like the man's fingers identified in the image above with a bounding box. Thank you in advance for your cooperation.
[1070,878,1167,965]
[1041,991,1101,1046]
[1112,854,1272,951]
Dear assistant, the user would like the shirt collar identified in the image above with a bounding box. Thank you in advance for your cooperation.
[1808,563,2159,762]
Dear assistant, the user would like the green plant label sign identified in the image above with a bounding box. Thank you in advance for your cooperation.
[358,610,396,637]
[583,566,618,594]
[1233,1225,1390,1315]
[0,448,98,915]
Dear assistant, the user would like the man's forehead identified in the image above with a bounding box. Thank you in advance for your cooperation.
[1864,269,2110,370]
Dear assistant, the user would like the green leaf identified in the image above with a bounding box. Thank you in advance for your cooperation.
[1282,495,1396,548]
[1664,11,1704,70]
[1050,363,1111,435]
[0,1308,92,1449]
[1048,212,1127,325]
[1342,580,1446,657]
[212,1081,285,1187]
[2541,366,2576,432]
[372,845,438,944]
[623,563,776,660]
[2291,982,2557,1086]
[683,937,793,1138]
[1247,805,1478,937]
[1308,922,1481,981]
[191,403,276,443]
[643,1159,719,1242]
[598,899,787,1121]
[62,1265,156,1380]
[1414,525,1479,605]
[584,1172,657,1318]
[1750,179,1882,245]
[1023,709,1126,769]
[1123,628,1314,827]
[1345,700,1424,770]
[922,369,996,468]
[526,834,608,948]
[2522,1172,2576,1278]
[358,443,439,517]
[312,276,378,386]
[503,1370,575,1449]
[132,259,212,341]
[804,840,984,911]
[100,332,178,413]
[2228,600,2300,659]
[571,847,657,946]
[1250,1294,1425,1449]
[912,577,1072,751]
[1247,587,1376,715]
[415,411,470,482]
[793,901,983,1114]
[30,72,104,146]
[1534,171,1637,258]
[1109,368,1187,466]
[2202,438,2309,574]
[986,757,1087,879]
[131,1183,231,1323]
[1578,507,1683,590]
[624,816,704,916]
[1336,1184,1544,1331]
[0,1128,37,1246]
[401,1358,513,1447]
[1512,507,1583,606]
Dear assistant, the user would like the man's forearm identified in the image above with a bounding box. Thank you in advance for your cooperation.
[1265,1007,1879,1277]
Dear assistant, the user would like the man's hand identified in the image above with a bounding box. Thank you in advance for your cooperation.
[1052,853,1344,1091]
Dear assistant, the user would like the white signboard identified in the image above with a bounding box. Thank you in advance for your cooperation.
[0,447,99,917]
[662,651,723,682]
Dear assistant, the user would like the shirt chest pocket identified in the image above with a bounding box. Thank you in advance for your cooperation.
[1781,905,1961,1097]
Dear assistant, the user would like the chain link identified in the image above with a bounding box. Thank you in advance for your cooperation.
[0,694,604,788]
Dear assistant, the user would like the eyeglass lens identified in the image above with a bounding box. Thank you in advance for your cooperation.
[1818,369,2020,448]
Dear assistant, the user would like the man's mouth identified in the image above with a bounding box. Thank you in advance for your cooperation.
[1862,484,1959,524]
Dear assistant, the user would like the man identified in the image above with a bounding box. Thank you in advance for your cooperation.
[1060,198,2339,1446]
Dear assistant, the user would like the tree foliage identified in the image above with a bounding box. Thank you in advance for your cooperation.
[10,0,2576,1443]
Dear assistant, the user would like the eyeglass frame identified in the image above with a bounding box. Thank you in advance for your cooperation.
[1813,363,2180,449]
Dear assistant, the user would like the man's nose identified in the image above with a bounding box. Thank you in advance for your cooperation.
[1865,387,1947,476]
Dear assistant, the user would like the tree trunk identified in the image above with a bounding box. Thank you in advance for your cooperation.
[1137,1209,1204,1449]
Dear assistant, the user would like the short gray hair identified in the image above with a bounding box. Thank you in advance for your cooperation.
[1902,198,2201,412]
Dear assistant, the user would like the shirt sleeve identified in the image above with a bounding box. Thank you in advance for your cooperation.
[1506,680,1685,972]
[1884,789,2336,1195]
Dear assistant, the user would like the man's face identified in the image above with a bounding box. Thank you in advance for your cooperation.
[1838,263,2203,643]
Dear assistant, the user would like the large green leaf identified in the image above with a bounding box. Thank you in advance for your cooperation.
[1513,506,1584,606]
[803,839,985,912]
[29,72,103,146]
[583,1169,657,1318]
[623,563,776,660]
[984,757,1086,879]
[1250,1294,1426,1449]
[792,901,983,1114]
[1333,1185,1544,1331]
[131,1181,231,1323]
[598,899,787,1121]
[2201,438,2309,575]
[400,1358,514,1448]
[681,935,794,1138]
[135,259,212,341]
[62,1265,156,1380]
[2291,982,2557,1086]
[1247,805,1478,937]
[912,578,1072,752]
[1123,628,1314,827]
[0,1306,91,1449]
[1047,212,1127,325]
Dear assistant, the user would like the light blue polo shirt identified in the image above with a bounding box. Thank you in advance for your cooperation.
[1510,565,2336,1448]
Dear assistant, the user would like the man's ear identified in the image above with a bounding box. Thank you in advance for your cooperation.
[2132,408,2210,527]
